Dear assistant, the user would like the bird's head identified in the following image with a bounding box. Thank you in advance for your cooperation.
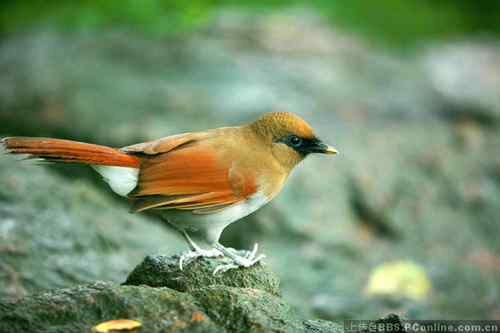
[249,112,338,170]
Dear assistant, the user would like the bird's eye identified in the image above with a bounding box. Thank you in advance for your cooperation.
[289,135,302,147]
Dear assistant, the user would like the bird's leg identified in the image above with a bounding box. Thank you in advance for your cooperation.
[179,231,222,270]
[212,242,266,275]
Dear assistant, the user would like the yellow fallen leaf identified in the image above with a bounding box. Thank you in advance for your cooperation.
[365,260,431,301]
[91,319,142,333]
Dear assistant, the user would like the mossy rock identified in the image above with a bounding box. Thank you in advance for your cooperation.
[193,285,303,333]
[0,254,345,333]
[123,254,281,296]
[0,282,221,333]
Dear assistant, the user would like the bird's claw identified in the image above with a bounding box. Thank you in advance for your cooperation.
[212,243,266,275]
[247,243,259,260]
[179,248,222,271]
[212,254,266,275]
[224,243,259,259]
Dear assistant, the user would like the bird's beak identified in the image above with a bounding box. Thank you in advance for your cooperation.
[322,145,339,155]
[309,140,339,155]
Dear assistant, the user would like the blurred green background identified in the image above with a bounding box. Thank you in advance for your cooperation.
[3,0,500,47]
[1,0,500,321]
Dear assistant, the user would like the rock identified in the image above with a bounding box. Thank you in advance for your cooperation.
[303,320,345,333]
[0,282,221,333]
[0,254,344,333]
[123,254,280,296]
[193,286,303,332]
[123,255,298,332]
[357,314,406,333]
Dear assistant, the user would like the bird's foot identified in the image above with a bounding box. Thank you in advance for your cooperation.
[213,243,266,275]
[179,248,223,271]
[224,246,252,258]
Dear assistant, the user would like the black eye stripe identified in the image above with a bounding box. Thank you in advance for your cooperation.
[276,134,320,155]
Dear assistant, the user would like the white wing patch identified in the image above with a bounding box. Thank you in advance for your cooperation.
[92,165,139,196]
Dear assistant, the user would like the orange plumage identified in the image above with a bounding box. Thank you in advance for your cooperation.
[130,141,257,213]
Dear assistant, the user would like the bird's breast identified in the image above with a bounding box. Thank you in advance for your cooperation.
[162,190,270,243]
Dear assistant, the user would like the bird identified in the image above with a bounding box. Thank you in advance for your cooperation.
[1,112,338,274]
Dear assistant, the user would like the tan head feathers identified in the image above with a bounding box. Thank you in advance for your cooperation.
[249,112,315,141]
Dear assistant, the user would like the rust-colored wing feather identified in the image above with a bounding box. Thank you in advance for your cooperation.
[126,133,257,214]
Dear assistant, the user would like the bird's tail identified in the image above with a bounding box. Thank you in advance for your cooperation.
[1,137,140,168]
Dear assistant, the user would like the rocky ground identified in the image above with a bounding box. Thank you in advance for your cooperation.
[0,254,341,332]
[1,10,500,326]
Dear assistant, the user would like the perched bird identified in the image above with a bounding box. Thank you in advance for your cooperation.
[1,112,337,273]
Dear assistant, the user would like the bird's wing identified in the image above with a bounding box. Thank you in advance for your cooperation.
[121,132,210,155]
[125,132,257,214]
